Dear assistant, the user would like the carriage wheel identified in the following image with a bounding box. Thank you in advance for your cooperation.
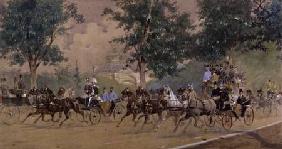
[89,108,101,125]
[222,111,233,130]
[244,107,254,126]
[113,104,125,120]
[1,106,20,124]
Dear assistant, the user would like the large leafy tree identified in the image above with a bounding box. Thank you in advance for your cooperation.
[198,0,282,60]
[197,0,253,60]
[255,0,282,45]
[0,0,84,88]
[103,0,194,87]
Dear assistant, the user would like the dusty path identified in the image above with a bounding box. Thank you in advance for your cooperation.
[0,111,282,149]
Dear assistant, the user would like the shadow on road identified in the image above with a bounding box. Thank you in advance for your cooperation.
[247,132,282,149]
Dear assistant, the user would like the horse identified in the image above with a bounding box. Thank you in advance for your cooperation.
[173,88,217,132]
[116,88,142,127]
[22,88,85,126]
[133,88,168,130]
[157,86,188,127]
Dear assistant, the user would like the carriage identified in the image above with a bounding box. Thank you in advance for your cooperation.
[202,96,254,130]
[171,89,255,131]
[0,89,31,124]
[253,93,280,117]
[76,96,126,125]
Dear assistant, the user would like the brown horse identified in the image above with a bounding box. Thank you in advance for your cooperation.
[22,88,85,126]
[116,88,142,127]
[133,88,169,130]
[22,97,85,126]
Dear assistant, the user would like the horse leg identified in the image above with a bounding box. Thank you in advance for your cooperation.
[141,114,150,130]
[59,112,62,119]
[59,111,69,127]
[78,111,86,122]
[116,111,130,127]
[132,111,137,122]
[153,112,162,131]
[73,105,86,122]
[41,114,46,121]
[134,114,145,127]
[173,114,188,132]
[22,111,39,123]
[51,113,57,122]
[33,114,43,124]
[174,114,178,127]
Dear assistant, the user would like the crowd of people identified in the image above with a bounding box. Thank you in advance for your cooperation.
[202,58,281,118]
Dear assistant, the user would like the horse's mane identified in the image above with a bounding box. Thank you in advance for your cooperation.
[121,89,134,96]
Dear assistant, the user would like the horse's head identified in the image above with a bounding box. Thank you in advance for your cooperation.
[121,88,133,100]
[57,87,66,96]
[177,88,186,95]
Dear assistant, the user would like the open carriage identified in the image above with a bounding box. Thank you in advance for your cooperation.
[204,96,255,130]
[0,89,31,124]
[76,96,126,125]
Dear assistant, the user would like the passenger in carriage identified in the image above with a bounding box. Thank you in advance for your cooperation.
[101,87,109,101]
[237,89,251,117]
[256,89,265,107]
[86,79,99,108]
[108,87,119,115]
[84,78,92,97]
[265,79,277,98]
[203,65,212,83]
[211,83,221,109]
[246,89,255,102]
[219,84,231,111]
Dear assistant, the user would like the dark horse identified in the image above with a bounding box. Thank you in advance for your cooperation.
[133,88,168,130]
[116,88,142,127]
[22,88,85,126]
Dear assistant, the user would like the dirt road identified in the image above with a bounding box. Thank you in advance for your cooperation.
[0,112,282,149]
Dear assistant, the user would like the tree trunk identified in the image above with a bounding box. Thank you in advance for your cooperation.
[139,60,146,88]
[29,62,38,89]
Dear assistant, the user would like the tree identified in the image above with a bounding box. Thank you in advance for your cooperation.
[255,0,282,47]
[197,0,253,60]
[0,0,84,88]
[103,0,194,87]
[198,0,282,60]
